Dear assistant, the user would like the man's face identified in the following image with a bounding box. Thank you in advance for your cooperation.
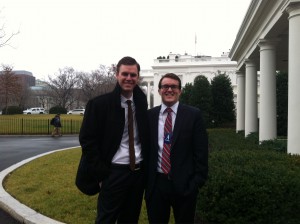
[159,77,182,107]
[116,64,139,97]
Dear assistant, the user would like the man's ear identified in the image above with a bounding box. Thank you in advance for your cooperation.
[158,89,162,96]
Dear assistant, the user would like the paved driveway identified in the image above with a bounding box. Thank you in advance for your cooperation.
[0,135,80,224]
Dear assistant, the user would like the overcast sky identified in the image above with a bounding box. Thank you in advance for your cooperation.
[0,0,251,80]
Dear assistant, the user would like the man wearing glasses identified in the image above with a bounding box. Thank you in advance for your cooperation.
[77,56,149,223]
[146,73,208,223]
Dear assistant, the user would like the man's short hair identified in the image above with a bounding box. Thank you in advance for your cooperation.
[158,73,182,89]
[116,56,140,75]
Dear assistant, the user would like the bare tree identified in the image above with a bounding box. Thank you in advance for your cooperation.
[17,86,32,109]
[35,90,50,109]
[78,64,116,102]
[46,67,80,109]
[0,11,19,48]
[0,65,22,113]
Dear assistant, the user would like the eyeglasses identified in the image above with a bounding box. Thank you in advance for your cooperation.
[160,85,180,90]
[120,72,138,78]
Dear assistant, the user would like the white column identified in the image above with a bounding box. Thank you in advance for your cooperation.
[258,39,278,142]
[287,4,300,155]
[153,73,161,107]
[244,59,258,136]
[236,70,245,133]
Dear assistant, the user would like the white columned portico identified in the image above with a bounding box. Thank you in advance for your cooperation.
[258,39,278,142]
[287,4,300,155]
[236,70,245,133]
[244,59,258,136]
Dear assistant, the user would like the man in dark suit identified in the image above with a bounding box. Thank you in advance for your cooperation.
[78,56,149,223]
[146,73,208,223]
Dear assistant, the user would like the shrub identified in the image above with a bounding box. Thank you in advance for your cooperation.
[211,73,235,126]
[260,139,287,153]
[196,149,300,224]
[244,131,259,145]
[208,129,287,153]
[190,75,212,127]
[276,71,288,136]
[208,129,259,152]
[49,106,67,114]
[1,106,23,115]
[180,82,193,105]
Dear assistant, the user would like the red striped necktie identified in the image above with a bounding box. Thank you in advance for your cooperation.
[161,107,172,174]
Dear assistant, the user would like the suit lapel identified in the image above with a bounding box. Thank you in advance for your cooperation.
[151,106,161,163]
[171,103,185,148]
[153,106,161,145]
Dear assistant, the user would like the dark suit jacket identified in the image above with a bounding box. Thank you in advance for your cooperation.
[146,103,208,198]
[76,83,149,195]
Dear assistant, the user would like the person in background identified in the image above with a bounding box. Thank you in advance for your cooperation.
[146,73,208,223]
[51,114,62,137]
[77,56,149,223]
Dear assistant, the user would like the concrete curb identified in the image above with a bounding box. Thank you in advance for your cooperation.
[0,146,79,224]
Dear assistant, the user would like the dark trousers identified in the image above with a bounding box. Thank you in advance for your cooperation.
[96,165,144,224]
[146,173,198,224]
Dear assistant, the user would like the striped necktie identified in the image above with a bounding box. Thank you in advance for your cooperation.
[161,107,172,174]
[126,100,135,171]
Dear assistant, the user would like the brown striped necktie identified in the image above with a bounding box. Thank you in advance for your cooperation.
[126,100,135,171]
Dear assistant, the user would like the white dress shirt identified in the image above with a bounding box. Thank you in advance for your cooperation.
[112,94,143,164]
[157,101,179,173]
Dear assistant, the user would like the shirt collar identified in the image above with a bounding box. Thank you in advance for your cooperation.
[160,101,179,114]
[121,94,133,104]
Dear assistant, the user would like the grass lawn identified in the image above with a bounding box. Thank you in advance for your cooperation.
[0,114,83,135]
[0,129,292,224]
[0,114,83,120]
[3,148,175,224]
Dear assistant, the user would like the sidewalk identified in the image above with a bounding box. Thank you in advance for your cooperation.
[0,147,77,224]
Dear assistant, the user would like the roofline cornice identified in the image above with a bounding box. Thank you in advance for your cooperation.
[229,0,291,70]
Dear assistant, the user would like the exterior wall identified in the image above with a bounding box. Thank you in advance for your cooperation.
[0,70,36,110]
[149,53,237,107]
[13,70,36,87]
[229,0,300,154]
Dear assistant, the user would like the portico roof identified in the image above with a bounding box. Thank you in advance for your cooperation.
[229,0,291,71]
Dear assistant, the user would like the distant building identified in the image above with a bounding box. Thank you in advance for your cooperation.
[2,54,237,110]
[0,70,35,88]
[35,79,48,87]
[0,70,37,109]
[140,52,237,107]
[13,70,36,87]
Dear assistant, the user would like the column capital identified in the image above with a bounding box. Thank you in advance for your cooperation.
[286,2,300,18]
[258,38,280,51]
[235,70,244,77]
[244,58,256,67]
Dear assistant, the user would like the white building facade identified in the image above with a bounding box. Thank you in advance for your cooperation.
[141,52,237,108]
[229,0,300,154]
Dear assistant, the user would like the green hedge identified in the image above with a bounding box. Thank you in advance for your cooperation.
[208,129,287,153]
[196,129,300,224]
[49,106,67,114]
[1,106,23,115]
